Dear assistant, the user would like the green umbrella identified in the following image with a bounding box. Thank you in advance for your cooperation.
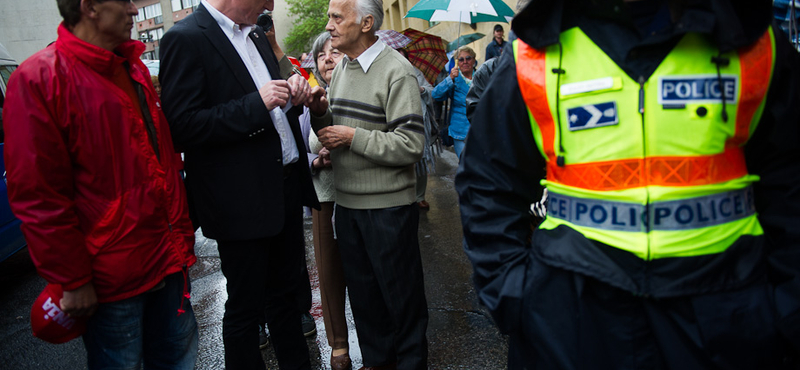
[404,0,514,24]
[447,33,485,52]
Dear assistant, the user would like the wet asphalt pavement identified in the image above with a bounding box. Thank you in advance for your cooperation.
[0,149,509,369]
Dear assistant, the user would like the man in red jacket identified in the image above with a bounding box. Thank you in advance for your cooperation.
[2,0,198,368]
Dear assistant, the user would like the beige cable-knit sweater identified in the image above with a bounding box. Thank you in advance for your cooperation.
[309,130,336,203]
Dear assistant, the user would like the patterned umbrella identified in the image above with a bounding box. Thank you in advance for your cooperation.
[301,53,315,69]
[401,28,448,85]
[377,29,413,49]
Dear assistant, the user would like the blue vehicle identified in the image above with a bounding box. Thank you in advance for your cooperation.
[0,42,26,263]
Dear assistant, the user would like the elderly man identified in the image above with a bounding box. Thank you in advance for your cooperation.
[307,0,429,369]
[159,0,319,369]
[3,0,197,368]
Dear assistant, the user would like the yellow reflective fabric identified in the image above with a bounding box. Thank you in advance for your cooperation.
[515,28,775,260]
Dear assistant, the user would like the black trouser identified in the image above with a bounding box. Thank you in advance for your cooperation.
[507,255,793,370]
[336,204,429,370]
[217,164,311,370]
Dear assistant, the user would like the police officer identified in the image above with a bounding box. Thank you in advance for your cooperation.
[456,0,800,368]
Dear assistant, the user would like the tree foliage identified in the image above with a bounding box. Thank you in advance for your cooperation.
[284,0,329,57]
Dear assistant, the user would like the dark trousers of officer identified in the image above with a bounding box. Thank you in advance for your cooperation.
[217,162,311,370]
[508,254,793,370]
[336,204,429,370]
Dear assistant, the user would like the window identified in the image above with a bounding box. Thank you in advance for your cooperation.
[148,28,164,41]
[135,11,145,22]
[139,3,161,19]
[182,0,200,9]
[171,0,182,11]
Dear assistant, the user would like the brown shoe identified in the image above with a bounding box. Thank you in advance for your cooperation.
[418,200,430,210]
[331,353,352,370]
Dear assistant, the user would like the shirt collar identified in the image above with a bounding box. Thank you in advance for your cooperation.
[345,38,385,73]
[202,0,253,40]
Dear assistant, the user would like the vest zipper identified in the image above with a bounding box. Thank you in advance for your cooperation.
[638,76,652,263]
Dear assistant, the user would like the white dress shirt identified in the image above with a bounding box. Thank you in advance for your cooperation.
[202,0,299,165]
[344,37,386,73]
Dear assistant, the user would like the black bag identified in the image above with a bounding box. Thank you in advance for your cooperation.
[440,125,454,147]
[438,99,454,147]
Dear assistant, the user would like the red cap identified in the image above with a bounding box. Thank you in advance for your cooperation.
[31,284,87,344]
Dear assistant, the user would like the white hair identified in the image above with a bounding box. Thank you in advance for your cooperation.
[355,0,383,31]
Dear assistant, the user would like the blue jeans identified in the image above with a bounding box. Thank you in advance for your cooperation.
[82,272,198,370]
[454,139,466,160]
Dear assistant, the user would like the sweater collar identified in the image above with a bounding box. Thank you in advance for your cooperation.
[55,22,145,77]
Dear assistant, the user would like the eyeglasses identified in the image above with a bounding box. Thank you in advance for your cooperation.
[457,56,474,62]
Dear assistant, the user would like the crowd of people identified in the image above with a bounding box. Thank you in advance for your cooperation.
[3,0,800,370]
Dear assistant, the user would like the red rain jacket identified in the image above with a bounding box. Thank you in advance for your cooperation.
[2,23,196,303]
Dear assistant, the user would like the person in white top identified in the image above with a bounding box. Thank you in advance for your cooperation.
[159,0,320,369]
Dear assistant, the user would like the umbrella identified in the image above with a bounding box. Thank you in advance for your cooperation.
[299,29,412,69]
[404,0,515,24]
[377,29,413,49]
[405,0,514,57]
[401,28,449,85]
[447,32,485,52]
[300,54,315,69]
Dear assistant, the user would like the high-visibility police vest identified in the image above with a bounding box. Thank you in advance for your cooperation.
[514,27,776,260]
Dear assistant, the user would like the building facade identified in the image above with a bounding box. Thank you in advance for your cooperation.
[0,0,61,63]
[133,0,199,60]
[0,0,297,63]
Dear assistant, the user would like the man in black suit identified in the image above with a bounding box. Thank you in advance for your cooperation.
[159,0,319,369]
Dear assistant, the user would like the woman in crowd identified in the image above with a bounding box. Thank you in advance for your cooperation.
[299,32,351,370]
[432,45,476,159]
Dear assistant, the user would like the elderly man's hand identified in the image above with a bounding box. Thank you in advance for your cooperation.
[318,147,332,167]
[306,86,329,116]
[287,74,310,106]
[259,80,291,110]
[318,126,356,149]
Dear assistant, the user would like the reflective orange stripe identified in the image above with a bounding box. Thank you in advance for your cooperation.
[547,147,747,190]
[516,41,556,162]
[729,30,773,148]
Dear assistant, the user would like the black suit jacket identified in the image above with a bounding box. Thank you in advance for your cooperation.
[159,4,318,241]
